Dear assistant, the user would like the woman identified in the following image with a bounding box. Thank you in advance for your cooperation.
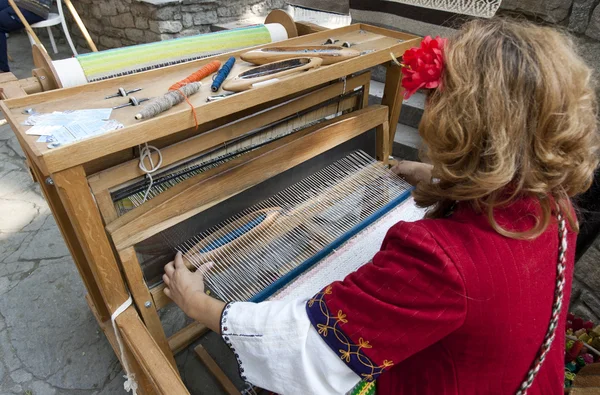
[164,18,599,394]
[0,0,50,72]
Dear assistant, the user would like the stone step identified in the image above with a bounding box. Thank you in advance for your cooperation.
[392,122,421,161]
[368,80,425,129]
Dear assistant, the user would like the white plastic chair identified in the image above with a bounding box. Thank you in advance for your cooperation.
[27,0,77,55]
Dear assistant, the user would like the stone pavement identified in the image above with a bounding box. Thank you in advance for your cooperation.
[1,31,242,395]
[0,31,132,395]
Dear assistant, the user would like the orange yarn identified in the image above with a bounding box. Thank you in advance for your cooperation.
[168,60,220,129]
[174,88,199,130]
[169,60,221,91]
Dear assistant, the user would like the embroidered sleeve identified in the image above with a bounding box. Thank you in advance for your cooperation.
[221,299,361,394]
[306,221,467,382]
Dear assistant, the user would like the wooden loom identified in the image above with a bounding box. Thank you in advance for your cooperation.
[0,13,421,394]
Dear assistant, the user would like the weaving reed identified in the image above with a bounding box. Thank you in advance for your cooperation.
[172,151,412,302]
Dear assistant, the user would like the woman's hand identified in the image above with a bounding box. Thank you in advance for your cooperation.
[391,160,433,186]
[163,252,224,332]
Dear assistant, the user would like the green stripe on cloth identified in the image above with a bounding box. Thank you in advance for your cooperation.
[349,380,376,395]
[76,25,272,81]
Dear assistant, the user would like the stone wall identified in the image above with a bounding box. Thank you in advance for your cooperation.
[499,0,600,40]
[571,243,600,323]
[64,0,286,51]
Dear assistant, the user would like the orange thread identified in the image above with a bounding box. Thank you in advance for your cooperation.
[169,60,221,91]
[175,88,199,129]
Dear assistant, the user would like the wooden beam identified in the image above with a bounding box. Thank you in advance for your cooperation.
[376,120,391,164]
[169,322,209,354]
[52,166,130,313]
[194,345,240,395]
[118,247,178,368]
[381,62,406,152]
[0,81,27,100]
[85,295,157,395]
[117,307,189,395]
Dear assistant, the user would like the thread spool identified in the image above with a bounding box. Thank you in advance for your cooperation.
[135,82,202,120]
[169,60,220,91]
[211,57,236,92]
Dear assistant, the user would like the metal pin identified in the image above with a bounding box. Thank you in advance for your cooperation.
[22,108,34,114]
[206,92,236,102]
[323,38,338,45]
[105,87,142,99]
[113,96,149,109]
[144,301,152,308]
[341,42,352,48]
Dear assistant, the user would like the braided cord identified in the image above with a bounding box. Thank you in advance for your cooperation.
[516,212,568,395]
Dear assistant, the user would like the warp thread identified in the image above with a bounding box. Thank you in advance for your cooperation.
[135,82,202,121]
[169,60,221,91]
[211,57,236,92]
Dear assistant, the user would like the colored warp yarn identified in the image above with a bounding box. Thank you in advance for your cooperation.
[135,82,202,121]
[211,57,236,92]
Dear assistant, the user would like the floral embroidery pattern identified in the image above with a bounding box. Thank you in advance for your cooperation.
[307,286,394,382]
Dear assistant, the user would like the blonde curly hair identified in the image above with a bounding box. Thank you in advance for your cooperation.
[414,18,600,239]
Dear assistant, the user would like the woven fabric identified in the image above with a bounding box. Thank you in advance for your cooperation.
[76,25,273,82]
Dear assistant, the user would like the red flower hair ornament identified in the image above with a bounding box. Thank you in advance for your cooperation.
[400,36,447,99]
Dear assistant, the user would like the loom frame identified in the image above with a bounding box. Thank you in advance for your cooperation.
[0,19,421,394]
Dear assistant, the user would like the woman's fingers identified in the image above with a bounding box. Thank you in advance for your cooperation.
[164,287,171,298]
[164,261,175,276]
[174,251,184,269]
[162,274,170,286]
[391,160,433,186]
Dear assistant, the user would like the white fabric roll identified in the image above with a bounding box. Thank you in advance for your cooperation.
[265,23,288,42]
[52,58,88,87]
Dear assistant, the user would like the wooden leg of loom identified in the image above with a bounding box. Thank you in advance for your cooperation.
[52,167,185,394]
[26,155,111,320]
[118,307,189,395]
[53,166,131,313]
[381,62,406,154]
[376,120,391,164]
[194,345,241,395]
[86,295,158,395]
[118,247,178,368]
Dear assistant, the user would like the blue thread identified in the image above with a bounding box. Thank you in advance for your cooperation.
[249,187,414,302]
[211,57,236,92]
[199,213,267,253]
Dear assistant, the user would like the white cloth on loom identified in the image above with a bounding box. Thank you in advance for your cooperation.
[220,197,427,394]
[222,299,359,395]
